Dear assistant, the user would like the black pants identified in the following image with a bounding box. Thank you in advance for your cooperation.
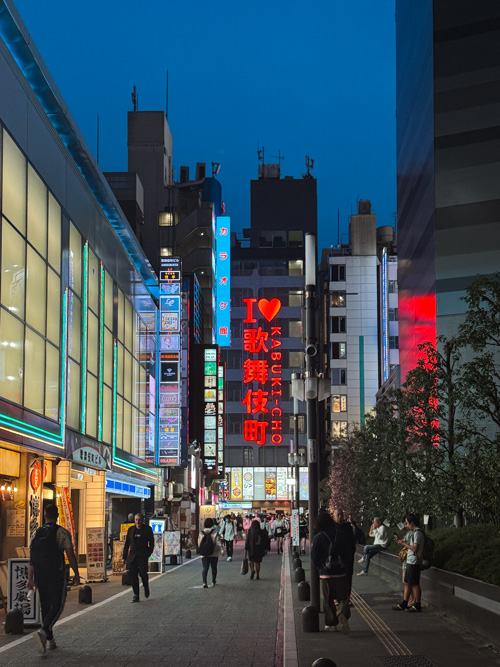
[36,571,67,640]
[225,540,234,558]
[129,555,149,596]
[321,576,350,627]
[201,557,218,584]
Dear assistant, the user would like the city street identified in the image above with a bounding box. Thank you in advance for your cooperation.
[1,541,499,667]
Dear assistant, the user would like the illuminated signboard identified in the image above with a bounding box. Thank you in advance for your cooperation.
[202,346,219,474]
[242,298,283,446]
[216,216,231,347]
[158,257,182,465]
[218,364,225,468]
[225,466,308,502]
[381,247,389,382]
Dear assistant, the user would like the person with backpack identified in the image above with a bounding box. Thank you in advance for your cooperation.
[392,513,425,613]
[27,503,80,655]
[245,519,270,580]
[122,514,154,603]
[310,510,351,634]
[198,518,223,587]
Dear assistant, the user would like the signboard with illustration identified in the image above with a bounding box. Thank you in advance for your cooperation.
[163,530,181,556]
[28,457,43,539]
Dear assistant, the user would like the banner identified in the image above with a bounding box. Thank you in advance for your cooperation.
[56,486,76,549]
[28,457,43,539]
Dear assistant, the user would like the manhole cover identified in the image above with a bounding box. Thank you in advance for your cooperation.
[375,658,437,667]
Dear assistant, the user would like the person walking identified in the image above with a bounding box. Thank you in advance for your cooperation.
[299,513,309,554]
[274,515,285,553]
[393,514,425,612]
[243,514,251,534]
[245,519,270,580]
[220,515,237,561]
[357,516,388,575]
[332,507,356,597]
[122,513,154,603]
[27,503,80,655]
[198,518,223,587]
[311,510,351,634]
[236,514,244,543]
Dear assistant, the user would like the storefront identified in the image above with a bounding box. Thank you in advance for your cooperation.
[105,471,156,535]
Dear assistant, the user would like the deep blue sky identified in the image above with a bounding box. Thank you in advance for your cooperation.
[14,0,396,252]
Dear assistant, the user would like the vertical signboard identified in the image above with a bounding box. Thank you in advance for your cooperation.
[242,298,284,447]
[28,457,43,539]
[8,559,40,624]
[86,527,106,581]
[158,257,182,465]
[203,346,218,474]
[216,216,231,347]
[217,363,225,470]
[381,247,389,383]
[242,467,254,500]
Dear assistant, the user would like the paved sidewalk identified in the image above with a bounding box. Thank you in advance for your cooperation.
[0,540,283,666]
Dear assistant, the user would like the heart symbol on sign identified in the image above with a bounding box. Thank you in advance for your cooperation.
[258,298,281,322]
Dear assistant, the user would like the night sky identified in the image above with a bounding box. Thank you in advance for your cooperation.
[13,0,396,252]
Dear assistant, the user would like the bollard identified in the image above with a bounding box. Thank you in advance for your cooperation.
[122,570,131,586]
[292,549,300,560]
[185,549,192,559]
[312,659,337,667]
[301,605,320,633]
[297,580,310,601]
[293,557,302,570]
[170,555,178,565]
[294,566,305,583]
[5,609,24,635]
[78,585,92,604]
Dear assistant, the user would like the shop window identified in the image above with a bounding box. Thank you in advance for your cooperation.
[47,193,61,274]
[2,129,26,234]
[332,421,348,438]
[332,394,347,413]
[1,218,26,319]
[24,328,45,415]
[26,247,46,335]
[0,308,24,405]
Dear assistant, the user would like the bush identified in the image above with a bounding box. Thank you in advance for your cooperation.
[384,524,500,586]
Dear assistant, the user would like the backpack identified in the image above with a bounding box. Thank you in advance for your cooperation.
[30,524,64,574]
[416,528,435,570]
[322,530,344,573]
[197,531,215,557]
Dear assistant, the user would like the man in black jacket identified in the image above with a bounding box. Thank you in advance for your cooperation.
[122,514,154,602]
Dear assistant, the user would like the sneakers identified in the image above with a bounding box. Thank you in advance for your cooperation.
[324,625,338,632]
[46,639,57,650]
[227,556,232,561]
[392,602,408,611]
[357,571,367,576]
[33,630,47,655]
[339,614,350,635]
[203,583,208,588]
[357,556,365,564]
[406,605,422,613]
[131,595,139,603]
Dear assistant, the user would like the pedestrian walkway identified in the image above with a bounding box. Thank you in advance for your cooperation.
[1,539,499,666]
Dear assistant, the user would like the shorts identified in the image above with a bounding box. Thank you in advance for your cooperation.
[404,563,421,586]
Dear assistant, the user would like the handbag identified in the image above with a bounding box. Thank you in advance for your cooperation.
[398,547,408,562]
[241,557,249,575]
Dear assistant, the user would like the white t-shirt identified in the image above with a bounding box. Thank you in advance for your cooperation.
[371,524,388,547]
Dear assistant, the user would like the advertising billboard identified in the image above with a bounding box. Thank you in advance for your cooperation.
[216,216,231,347]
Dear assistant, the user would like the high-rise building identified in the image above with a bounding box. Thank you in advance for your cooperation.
[396,0,500,379]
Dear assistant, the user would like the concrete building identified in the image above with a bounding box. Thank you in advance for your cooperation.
[0,1,161,567]
[396,0,500,379]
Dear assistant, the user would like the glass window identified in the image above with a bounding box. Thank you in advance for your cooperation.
[288,260,303,276]
[289,351,303,368]
[289,290,303,307]
[332,421,348,438]
[103,329,113,386]
[332,394,347,413]
[331,316,346,334]
[389,308,399,321]
[331,368,347,385]
[88,249,99,314]
[331,342,346,359]
[389,336,399,349]
[0,308,24,404]
[68,292,81,363]
[331,292,346,307]
[45,341,59,421]
[124,350,132,402]
[116,343,124,396]
[388,280,398,294]
[160,247,172,257]
[24,328,45,414]
[115,396,123,449]
[330,264,346,281]
[289,321,302,338]
[27,165,47,258]
[125,299,133,351]
[2,130,26,234]
[86,373,97,438]
[1,218,25,319]
[288,231,303,247]
[104,270,113,330]
[87,312,98,376]
[26,247,46,335]
[47,193,61,274]
[123,400,132,453]
[46,268,60,346]
[67,359,81,429]
[102,386,112,445]
[158,212,173,226]
[69,223,82,296]
[117,291,124,343]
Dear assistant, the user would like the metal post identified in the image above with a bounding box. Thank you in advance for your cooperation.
[304,233,320,623]
[293,397,300,512]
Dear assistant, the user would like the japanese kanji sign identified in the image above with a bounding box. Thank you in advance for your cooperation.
[216,216,231,347]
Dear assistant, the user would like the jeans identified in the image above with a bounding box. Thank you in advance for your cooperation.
[321,576,350,627]
[129,555,149,596]
[202,556,218,584]
[362,544,386,572]
[225,540,234,558]
[36,571,67,640]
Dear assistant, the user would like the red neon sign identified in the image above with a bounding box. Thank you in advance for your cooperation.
[242,298,283,445]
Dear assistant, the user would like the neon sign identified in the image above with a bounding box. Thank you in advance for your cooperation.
[216,216,231,347]
[242,298,283,445]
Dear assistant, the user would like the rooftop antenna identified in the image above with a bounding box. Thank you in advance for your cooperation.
[257,144,265,164]
[131,85,138,112]
[166,70,169,119]
[96,113,100,165]
[337,208,340,246]
[303,155,314,179]
[271,150,285,167]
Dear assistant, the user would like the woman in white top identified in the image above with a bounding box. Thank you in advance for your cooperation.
[273,516,285,553]
[357,517,388,575]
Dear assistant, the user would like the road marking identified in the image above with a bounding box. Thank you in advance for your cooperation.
[351,589,412,656]
[0,557,199,655]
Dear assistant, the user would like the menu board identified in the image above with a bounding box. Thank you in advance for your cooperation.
[6,509,25,537]
[86,527,106,580]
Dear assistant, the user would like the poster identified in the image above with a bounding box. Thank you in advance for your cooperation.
[276,467,287,500]
[150,534,163,563]
[242,468,254,500]
[6,509,25,537]
[8,558,40,625]
[112,540,126,574]
[265,470,277,500]
[164,530,181,556]
[86,527,106,580]
[230,469,242,501]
